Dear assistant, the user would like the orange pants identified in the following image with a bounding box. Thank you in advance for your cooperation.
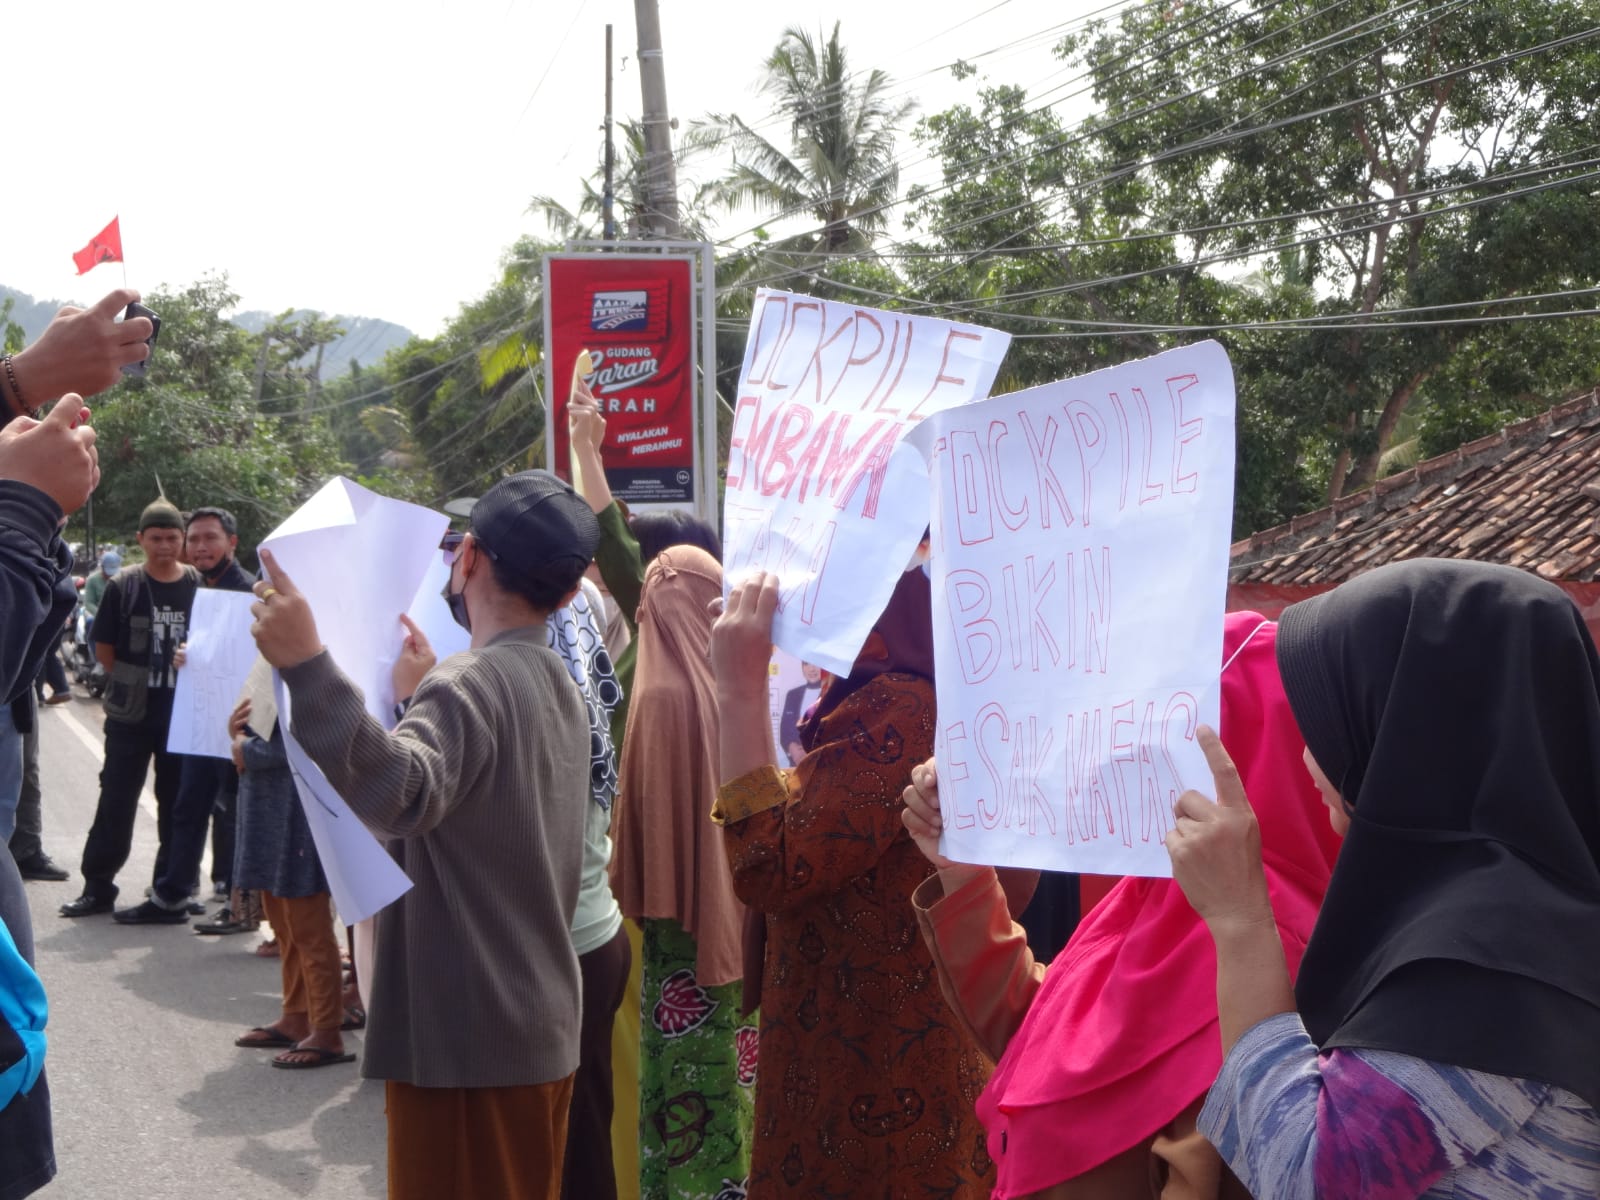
[385,1075,575,1200]
[260,891,342,1033]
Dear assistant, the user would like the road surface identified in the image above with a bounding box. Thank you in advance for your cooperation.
[18,689,386,1198]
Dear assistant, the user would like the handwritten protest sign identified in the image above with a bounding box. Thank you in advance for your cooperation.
[724,290,1011,675]
[907,341,1237,877]
[167,590,257,758]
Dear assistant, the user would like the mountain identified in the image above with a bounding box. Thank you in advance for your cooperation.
[0,286,414,377]
[232,310,415,375]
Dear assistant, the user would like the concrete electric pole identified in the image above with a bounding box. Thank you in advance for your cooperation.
[633,0,681,239]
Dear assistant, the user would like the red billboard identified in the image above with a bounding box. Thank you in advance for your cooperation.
[546,254,696,504]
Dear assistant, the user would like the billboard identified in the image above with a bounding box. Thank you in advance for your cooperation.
[546,254,697,505]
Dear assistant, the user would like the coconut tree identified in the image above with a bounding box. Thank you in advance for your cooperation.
[706,23,914,253]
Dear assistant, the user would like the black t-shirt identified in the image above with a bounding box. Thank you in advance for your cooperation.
[90,571,197,693]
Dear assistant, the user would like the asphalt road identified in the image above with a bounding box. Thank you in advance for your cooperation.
[19,687,386,1199]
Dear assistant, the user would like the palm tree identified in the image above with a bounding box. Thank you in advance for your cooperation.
[530,120,721,243]
[706,23,914,253]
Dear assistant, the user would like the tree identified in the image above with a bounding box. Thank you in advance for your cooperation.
[891,1,1600,533]
[705,22,915,253]
[76,275,347,554]
[1051,0,1600,507]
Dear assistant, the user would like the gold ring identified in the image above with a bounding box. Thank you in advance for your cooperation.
[260,587,279,601]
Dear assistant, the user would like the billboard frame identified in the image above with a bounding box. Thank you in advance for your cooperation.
[543,240,717,528]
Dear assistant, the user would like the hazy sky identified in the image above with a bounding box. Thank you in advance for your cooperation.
[10,1,1108,336]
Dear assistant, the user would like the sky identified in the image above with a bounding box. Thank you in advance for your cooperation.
[7,0,1113,337]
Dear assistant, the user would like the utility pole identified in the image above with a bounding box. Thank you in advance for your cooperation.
[633,0,680,239]
[603,24,616,242]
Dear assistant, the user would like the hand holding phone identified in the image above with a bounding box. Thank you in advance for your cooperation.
[120,302,161,377]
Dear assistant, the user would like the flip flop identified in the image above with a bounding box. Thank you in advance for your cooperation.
[235,1026,297,1050]
[271,1046,356,1070]
[340,1006,366,1031]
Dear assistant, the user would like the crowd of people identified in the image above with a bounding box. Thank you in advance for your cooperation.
[1,286,1598,1200]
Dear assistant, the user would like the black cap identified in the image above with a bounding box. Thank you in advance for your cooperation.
[468,470,600,583]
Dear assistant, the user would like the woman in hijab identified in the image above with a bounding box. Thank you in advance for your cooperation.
[1170,559,1600,1197]
[902,610,1342,1198]
[610,545,752,1200]
[711,562,996,1199]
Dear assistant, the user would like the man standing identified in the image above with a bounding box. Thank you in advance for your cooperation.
[82,550,119,619]
[60,498,198,918]
[114,507,253,925]
[250,471,594,1199]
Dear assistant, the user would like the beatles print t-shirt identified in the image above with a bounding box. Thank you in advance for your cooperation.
[91,570,197,724]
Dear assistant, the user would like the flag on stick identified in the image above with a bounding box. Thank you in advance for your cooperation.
[72,217,123,275]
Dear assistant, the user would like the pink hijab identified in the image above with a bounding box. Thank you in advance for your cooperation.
[978,611,1343,1197]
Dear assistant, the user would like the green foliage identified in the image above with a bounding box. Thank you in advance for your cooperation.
[69,275,349,556]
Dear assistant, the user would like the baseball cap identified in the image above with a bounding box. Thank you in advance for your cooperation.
[467,470,600,583]
[101,551,122,572]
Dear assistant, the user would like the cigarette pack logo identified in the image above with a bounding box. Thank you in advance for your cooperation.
[591,290,649,333]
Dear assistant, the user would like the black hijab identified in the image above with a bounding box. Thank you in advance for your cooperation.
[1277,559,1600,1106]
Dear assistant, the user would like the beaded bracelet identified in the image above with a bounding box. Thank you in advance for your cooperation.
[0,355,36,420]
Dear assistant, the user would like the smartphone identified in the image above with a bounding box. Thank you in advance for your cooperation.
[120,302,162,377]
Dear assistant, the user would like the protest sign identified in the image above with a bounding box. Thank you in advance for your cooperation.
[907,341,1237,877]
[261,476,446,923]
[723,290,1011,675]
[167,590,257,759]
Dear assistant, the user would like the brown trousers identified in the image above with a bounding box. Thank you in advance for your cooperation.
[385,1075,575,1200]
[1019,1097,1251,1200]
[260,891,342,1033]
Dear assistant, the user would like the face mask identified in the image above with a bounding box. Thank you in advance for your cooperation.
[442,554,472,632]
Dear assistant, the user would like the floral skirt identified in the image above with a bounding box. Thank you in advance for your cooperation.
[639,917,756,1200]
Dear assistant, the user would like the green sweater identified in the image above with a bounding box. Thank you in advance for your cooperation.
[594,501,644,754]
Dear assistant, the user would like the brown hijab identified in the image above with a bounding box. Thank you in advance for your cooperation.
[610,545,744,987]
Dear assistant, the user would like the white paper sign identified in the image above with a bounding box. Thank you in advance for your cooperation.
[167,591,258,758]
[908,341,1238,877]
[260,476,452,923]
[274,675,414,926]
[723,290,1011,675]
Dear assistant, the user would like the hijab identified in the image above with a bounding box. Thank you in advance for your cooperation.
[800,564,935,753]
[977,612,1343,1195]
[610,546,744,987]
[1280,559,1600,1107]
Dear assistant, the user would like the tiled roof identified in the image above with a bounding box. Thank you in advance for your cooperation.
[1230,388,1600,585]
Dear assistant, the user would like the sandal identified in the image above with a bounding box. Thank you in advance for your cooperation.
[235,1025,297,1050]
[340,1005,366,1031]
[271,1045,356,1070]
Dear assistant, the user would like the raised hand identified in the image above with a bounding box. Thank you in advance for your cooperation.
[710,571,780,701]
[1165,725,1274,931]
[393,613,437,703]
[8,289,153,409]
[249,549,324,669]
[0,395,100,514]
[901,758,956,870]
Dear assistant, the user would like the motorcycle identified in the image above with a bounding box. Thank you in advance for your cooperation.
[61,580,106,698]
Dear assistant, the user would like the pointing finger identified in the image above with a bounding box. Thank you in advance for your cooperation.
[1196,725,1250,810]
[256,548,302,598]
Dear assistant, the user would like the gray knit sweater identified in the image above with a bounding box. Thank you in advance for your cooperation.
[280,626,589,1088]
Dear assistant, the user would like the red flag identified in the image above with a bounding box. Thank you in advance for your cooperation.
[72,217,123,275]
